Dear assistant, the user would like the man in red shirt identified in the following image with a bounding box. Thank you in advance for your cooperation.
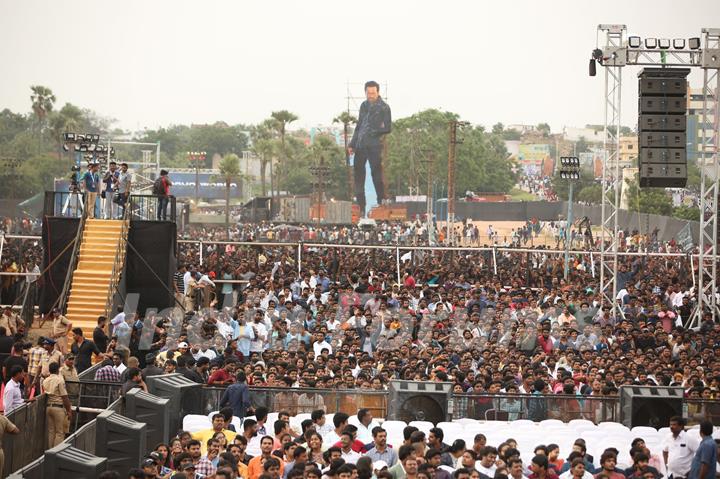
[208,359,238,385]
[155,169,172,221]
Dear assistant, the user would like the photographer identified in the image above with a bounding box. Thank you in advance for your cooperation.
[81,162,100,218]
[102,161,119,219]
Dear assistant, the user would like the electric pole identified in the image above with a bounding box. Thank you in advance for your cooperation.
[309,155,331,228]
[447,120,468,246]
[421,149,435,245]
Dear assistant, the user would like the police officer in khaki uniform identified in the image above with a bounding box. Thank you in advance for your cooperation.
[0,306,22,336]
[0,413,20,474]
[43,361,72,448]
[39,338,63,379]
[60,354,79,436]
[50,308,72,354]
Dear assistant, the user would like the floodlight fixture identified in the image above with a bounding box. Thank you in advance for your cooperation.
[673,38,686,49]
[688,37,701,49]
[63,132,76,142]
[645,38,657,49]
[658,38,671,49]
[628,36,641,48]
[589,58,597,77]
[87,144,96,152]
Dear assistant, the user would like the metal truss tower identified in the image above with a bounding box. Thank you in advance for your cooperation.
[595,25,720,325]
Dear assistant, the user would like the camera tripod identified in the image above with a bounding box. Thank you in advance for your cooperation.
[61,190,84,217]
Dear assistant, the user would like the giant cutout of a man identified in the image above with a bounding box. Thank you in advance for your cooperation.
[348,81,392,213]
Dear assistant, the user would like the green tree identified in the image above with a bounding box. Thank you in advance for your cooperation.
[501,129,521,141]
[672,205,700,221]
[492,122,504,134]
[624,175,673,215]
[217,153,242,228]
[576,184,602,204]
[333,111,357,196]
[251,119,280,195]
[385,109,515,199]
[536,122,551,137]
[30,85,56,125]
[270,110,299,198]
[0,109,29,145]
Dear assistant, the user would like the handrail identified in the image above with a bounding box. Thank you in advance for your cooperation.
[103,205,131,319]
[58,205,88,313]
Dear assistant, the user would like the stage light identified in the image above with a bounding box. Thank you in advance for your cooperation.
[673,39,685,49]
[589,58,597,77]
[76,134,86,142]
[689,37,701,49]
[87,144,96,152]
[78,144,88,152]
[63,133,76,142]
[658,39,671,49]
[645,38,657,49]
[628,36,641,48]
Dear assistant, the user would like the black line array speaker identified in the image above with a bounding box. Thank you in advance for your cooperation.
[95,410,147,477]
[146,373,202,436]
[42,443,107,479]
[387,380,453,424]
[620,385,684,428]
[125,388,171,448]
[638,68,690,188]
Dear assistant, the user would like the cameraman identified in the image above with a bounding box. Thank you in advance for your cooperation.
[102,161,119,219]
[115,162,132,218]
[81,162,100,218]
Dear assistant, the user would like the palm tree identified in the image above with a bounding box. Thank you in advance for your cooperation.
[251,119,279,196]
[270,110,298,199]
[217,153,242,230]
[333,111,357,198]
[30,85,56,143]
[49,103,83,161]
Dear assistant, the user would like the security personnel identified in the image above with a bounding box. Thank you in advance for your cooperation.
[50,309,72,354]
[43,361,72,448]
[60,354,79,436]
[39,338,63,379]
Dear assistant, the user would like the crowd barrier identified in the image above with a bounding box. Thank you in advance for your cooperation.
[6,376,720,477]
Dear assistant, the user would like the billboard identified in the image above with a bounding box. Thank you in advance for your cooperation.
[518,144,551,175]
[166,172,240,200]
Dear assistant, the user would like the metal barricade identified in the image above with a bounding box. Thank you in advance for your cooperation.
[128,194,177,222]
[451,393,621,424]
[2,395,48,478]
[198,386,389,419]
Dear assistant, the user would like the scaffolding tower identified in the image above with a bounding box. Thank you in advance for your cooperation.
[595,25,720,326]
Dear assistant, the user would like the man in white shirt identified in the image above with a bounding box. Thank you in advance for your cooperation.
[355,408,376,444]
[476,446,498,478]
[249,311,268,353]
[3,366,25,413]
[662,416,698,479]
[312,332,333,359]
[340,430,361,464]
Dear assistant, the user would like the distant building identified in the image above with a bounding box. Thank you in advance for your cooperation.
[563,127,603,143]
[618,136,638,168]
[687,87,717,162]
[507,124,537,134]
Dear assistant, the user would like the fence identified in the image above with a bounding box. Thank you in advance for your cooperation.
[41,191,177,223]
[2,395,48,478]
[451,393,621,423]
[198,386,389,419]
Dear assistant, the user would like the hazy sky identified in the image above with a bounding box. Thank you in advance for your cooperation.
[1,0,718,133]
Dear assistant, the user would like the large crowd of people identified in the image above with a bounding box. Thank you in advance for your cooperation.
[0,207,718,478]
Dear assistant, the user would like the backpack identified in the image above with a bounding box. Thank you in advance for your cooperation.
[152,177,165,195]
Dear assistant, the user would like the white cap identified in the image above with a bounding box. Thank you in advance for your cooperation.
[373,461,388,470]
[177,342,189,348]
